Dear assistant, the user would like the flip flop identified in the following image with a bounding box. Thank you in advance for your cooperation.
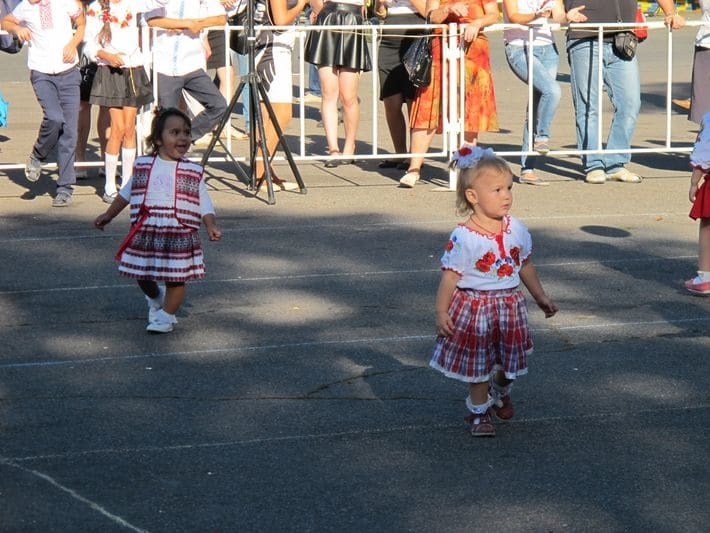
[520,173,550,186]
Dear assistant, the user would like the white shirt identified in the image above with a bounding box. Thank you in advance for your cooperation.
[440,216,533,291]
[387,0,418,16]
[119,156,215,215]
[503,0,555,47]
[145,0,225,76]
[695,0,710,49]
[12,0,82,74]
[84,0,163,67]
[690,112,710,170]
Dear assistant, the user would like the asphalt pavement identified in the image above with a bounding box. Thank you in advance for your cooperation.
[0,15,708,532]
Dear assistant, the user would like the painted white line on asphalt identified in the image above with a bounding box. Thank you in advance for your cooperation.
[0,457,147,532]
[0,211,692,244]
[0,316,707,370]
[6,403,708,464]
[0,255,698,296]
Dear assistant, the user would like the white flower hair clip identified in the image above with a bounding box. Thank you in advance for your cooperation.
[450,144,496,169]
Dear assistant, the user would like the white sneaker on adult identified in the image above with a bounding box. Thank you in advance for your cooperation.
[585,169,607,184]
[606,167,642,183]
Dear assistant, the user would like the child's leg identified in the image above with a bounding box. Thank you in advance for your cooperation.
[137,280,160,300]
[466,381,495,437]
[490,369,515,420]
[163,282,186,315]
[699,218,710,272]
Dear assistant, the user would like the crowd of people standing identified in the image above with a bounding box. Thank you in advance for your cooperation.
[0,0,702,207]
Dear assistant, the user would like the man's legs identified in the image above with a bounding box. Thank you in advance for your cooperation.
[55,67,80,194]
[602,48,641,171]
[182,70,228,140]
[567,39,602,173]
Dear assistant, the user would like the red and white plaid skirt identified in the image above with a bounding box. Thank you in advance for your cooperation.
[430,287,532,383]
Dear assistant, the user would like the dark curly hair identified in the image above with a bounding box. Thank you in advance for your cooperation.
[145,107,192,155]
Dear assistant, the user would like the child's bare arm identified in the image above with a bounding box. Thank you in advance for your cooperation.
[94,196,130,230]
[519,259,558,318]
[435,270,460,336]
[202,213,222,241]
[690,167,704,203]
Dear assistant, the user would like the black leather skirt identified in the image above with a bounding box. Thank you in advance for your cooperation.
[305,2,371,72]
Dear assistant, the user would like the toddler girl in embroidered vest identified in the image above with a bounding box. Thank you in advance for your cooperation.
[93,107,222,333]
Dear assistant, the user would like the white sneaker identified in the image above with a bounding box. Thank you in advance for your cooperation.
[146,308,176,333]
[606,167,642,183]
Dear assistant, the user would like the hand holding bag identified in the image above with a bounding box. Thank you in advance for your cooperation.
[403,15,432,88]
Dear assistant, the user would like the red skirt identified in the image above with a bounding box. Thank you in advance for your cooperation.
[429,287,532,383]
[690,178,710,220]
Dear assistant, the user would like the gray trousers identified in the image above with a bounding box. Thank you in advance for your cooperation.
[30,67,80,194]
[157,69,228,140]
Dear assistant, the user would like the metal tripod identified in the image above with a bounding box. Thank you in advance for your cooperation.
[200,2,306,205]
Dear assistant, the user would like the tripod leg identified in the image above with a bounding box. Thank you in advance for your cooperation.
[199,80,250,186]
[249,77,276,204]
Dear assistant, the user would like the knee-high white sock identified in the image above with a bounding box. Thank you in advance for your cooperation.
[120,147,136,188]
[104,153,119,195]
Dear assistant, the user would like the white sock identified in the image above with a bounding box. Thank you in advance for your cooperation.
[465,396,492,414]
[490,380,512,400]
[699,271,710,282]
[120,147,136,188]
[104,153,119,195]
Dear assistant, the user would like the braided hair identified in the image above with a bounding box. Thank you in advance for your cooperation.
[97,0,112,47]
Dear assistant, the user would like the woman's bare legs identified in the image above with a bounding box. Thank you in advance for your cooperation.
[254,101,293,184]
[383,93,408,155]
[318,65,341,153]
[338,68,360,157]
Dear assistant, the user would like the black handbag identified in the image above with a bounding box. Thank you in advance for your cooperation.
[403,15,432,88]
[229,0,269,54]
[611,0,638,61]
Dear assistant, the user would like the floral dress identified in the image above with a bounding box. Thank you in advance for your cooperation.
[410,0,499,134]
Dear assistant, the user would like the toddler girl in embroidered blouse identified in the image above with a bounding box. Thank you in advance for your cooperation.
[430,145,558,437]
[93,107,222,333]
[685,111,710,295]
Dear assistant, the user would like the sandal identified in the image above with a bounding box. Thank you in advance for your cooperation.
[519,172,550,187]
[324,149,341,168]
[378,159,409,170]
[399,169,420,188]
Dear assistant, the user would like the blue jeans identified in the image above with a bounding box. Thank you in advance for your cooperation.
[505,42,561,172]
[305,7,321,95]
[567,38,641,173]
[237,52,251,129]
[30,67,80,194]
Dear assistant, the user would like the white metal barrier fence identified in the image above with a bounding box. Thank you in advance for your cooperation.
[0,18,702,190]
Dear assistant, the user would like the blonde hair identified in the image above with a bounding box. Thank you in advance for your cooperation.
[454,155,512,216]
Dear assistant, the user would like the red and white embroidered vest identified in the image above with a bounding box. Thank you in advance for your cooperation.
[130,155,203,230]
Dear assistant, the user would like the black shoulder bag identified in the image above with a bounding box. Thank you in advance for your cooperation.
[402,15,432,88]
[612,0,638,61]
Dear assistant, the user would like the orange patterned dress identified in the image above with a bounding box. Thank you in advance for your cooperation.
[410,0,499,134]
